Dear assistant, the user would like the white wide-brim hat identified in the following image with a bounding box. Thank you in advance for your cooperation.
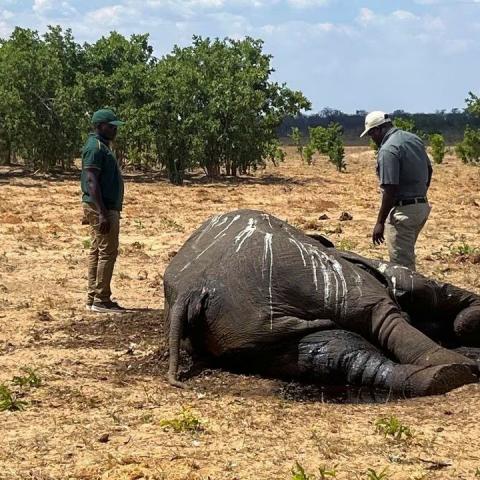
[360,111,392,137]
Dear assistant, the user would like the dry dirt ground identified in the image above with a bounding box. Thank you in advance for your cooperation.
[1,147,480,480]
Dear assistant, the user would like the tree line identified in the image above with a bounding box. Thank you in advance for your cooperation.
[0,26,308,184]
[279,107,480,146]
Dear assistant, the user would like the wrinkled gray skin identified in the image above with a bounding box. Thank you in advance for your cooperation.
[165,209,480,397]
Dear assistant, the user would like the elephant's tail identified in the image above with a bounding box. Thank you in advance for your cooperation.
[166,288,209,388]
[167,300,189,388]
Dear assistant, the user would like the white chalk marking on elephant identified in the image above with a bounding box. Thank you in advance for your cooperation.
[289,238,307,267]
[310,253,319,290]
[262,213,274,229]
[329,256,348,318]
[313,250,332,307]
[262,233,274,328]
[214,216,229,229]
[196,214,222,243]
[353,270,363,298]
[234,218,258,252]
[180,261,191,272]
[391,276,397,296]
[180,232,228,271]
[377,263,388,274]
[214,214,241,239]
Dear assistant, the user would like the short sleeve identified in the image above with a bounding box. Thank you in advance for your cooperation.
[82,142,103,170]
[377,146,400,185]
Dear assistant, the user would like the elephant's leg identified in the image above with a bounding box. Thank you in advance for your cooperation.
[453,306,480,346]
[379,266,480,347]
[370,300,478,370]
[294,330,477,397]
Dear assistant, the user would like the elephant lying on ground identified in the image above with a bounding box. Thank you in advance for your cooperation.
[164,209,480,397]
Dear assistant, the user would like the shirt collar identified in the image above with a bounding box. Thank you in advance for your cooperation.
[380,127,398,147]
[90,132,110,147]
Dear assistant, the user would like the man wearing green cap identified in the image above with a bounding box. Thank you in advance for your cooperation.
[81,109,126,313]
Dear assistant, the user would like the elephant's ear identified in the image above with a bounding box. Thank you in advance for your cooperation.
[305,232,335,248]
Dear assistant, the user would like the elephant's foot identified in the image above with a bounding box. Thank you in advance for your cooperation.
[454,306,480,346]
[390,364,478,397]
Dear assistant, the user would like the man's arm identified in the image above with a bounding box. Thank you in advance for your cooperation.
[373,184,399,245]
[85,168,110,234]
[427,161,433,188]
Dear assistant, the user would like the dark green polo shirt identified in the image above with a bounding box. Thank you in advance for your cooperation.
[81,133,124,211]
[376,127,432,201]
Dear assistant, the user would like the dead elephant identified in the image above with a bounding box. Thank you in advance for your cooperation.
[164,209,480,397]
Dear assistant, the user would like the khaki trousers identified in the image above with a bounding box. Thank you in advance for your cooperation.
[385,202,431,271]
[83,202,120,303]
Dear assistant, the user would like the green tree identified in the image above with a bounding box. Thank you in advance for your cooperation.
[151,36,310,184]
[0,26,85,170]
[393,117,416,132]
[78,32,157,167]
[466,91,480,117]
[456,126,480,164]
[393,116,428,143]
[309,123,346,171]
[289,127,304,160]
[429,133,446,164]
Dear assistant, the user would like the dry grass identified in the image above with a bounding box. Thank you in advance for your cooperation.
[0,147,480,479]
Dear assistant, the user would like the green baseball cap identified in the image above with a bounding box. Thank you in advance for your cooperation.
[91,109,125,126]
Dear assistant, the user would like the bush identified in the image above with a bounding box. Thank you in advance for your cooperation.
[290,127,304,159]
[429,133,446,164]
[393,117,416,133]
[308,123,346,172]
[456,126,480,164]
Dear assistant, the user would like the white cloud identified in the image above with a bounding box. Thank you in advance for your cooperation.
[32,0,54,13]
[87,5,137,27]
[0,9,13,20]
[391,10,418,21]
[207,12,251,32]
[287,0,329,7]
[357,8,418,26]
[357,7,375,26]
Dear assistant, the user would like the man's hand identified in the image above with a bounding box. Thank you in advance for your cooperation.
[372,222,385,245]
[99,213,111,234]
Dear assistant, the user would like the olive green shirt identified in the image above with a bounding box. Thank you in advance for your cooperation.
[377,127,432,201]
[81,133,124,211]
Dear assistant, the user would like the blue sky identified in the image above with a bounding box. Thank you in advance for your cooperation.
[1,0,479,113]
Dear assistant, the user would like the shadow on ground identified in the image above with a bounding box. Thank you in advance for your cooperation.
[0,165,336,187]
[34,309,419,404]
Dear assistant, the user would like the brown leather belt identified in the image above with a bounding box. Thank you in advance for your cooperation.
[396,197,427,207]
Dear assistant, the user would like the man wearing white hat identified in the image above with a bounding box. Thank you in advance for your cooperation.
[360,111,432,271]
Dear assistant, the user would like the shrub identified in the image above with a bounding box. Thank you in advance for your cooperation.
[12,368,42,388]
[393,117,415,133]
[309,123,346,172]
[0,384,27,412]
[456,126,480,164]
[375,416,412,441]
[290,127,304,159]
[429,133,445,164]
[159,407,204,433]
